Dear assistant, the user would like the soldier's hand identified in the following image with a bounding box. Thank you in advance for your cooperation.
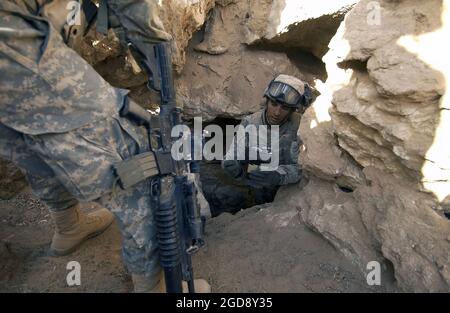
[222,160,244,179]
[247,171,281,188]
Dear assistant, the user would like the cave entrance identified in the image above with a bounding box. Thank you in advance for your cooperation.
[197,117,279,217]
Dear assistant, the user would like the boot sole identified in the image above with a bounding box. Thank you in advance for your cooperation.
[50,218,114,257]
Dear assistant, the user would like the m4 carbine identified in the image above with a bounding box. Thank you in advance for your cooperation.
[114,41,205,293]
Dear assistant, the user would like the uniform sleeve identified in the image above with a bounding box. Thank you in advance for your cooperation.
[107,0,172,47]
[275,140,302,185]
[223,116,250,161]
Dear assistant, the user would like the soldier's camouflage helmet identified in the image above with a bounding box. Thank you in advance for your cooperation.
[264,74,313,109]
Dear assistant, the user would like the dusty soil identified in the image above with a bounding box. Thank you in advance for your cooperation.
[0,188,398,293]
[0,190,131,293]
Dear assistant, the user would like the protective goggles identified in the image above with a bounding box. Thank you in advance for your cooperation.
[264,81,303,108]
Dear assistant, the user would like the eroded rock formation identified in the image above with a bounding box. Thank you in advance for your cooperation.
[296,0,450,291]
[178,1,311,121]
[244,0,358,59]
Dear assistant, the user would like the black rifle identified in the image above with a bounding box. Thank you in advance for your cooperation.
[115,41,204,293]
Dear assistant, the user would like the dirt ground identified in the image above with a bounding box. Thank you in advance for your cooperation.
[0,187,398,293]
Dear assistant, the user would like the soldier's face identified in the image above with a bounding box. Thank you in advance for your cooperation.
[266,99,293,125]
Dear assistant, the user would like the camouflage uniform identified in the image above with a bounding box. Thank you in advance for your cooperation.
[0,0,170,277]
[202,109,302,216]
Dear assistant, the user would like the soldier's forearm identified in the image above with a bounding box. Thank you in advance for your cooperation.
[275,164,302,185]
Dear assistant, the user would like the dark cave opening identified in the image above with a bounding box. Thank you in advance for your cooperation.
[444,211,450,220]
[338,185,354,193]
[196,117,279,217]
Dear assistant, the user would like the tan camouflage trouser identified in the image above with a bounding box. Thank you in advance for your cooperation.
[0,117,161,277]
[0,116,161,277]
[0,1,162,277]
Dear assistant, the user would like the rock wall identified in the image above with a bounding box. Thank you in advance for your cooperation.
[160,0,217,73]
[297,0,450,291]
[178,0,357,121]
[178,0,314,121]
[245,0,358,59]
[83,0,331,121]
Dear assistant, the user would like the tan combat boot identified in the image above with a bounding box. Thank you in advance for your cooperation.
[132,272,165,293]
[49,203,114,256]
[132,272,211,293]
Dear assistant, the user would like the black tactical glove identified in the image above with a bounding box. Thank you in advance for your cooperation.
[222,160,244,179]
[247,171,282,189]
